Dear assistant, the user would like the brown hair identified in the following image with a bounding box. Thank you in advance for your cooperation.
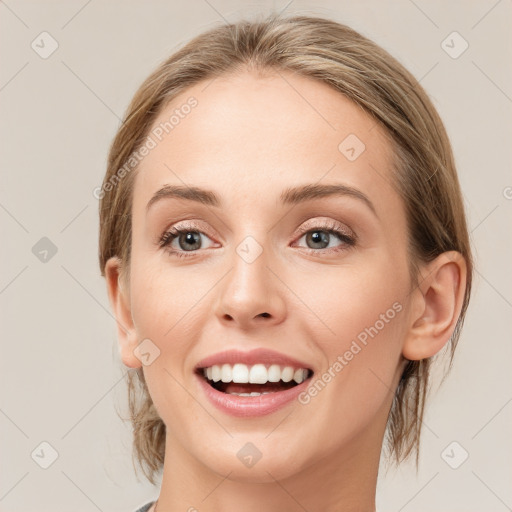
[98,13,473,484]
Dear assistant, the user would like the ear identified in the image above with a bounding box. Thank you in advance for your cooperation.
[104,257,142,368]
[402,251,467,360]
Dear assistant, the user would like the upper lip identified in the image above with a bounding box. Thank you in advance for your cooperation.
[194,348,314,371]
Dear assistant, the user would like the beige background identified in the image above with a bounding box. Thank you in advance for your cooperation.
[1,1,511,511]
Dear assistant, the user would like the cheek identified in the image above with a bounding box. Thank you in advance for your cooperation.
[291,251,408,346]
[128,259,216,423]
[129,255,207,339]
[291,257,408,425]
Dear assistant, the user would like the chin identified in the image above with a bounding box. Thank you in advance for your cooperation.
[190,436,312,484]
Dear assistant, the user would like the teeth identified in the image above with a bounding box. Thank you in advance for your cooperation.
[268,364,281,382]
[201,363,310,384]
[232,363,249,383]
[228,391,272,396]
[293,368,306,383]
[249,364,268,384]
[221,364,232,383]
[212,365,221,382]
[281,366,294,382]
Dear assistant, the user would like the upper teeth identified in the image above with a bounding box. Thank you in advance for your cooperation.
[202,364,309,384]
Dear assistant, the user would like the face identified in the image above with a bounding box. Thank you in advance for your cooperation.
[116,69,415,482]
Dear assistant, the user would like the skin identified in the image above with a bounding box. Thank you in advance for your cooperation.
[105,69,467,512]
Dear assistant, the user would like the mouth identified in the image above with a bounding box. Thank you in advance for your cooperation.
[195,363,314,396]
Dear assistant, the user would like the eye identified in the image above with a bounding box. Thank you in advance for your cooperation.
[294,220,356,254]
[158,219,356,259]
[159,223,216,259]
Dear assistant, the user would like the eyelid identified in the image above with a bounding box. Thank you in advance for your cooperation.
[161,220,218,241]
[161,217,354,243]
[295,217,356,240]
[158,216,357,259]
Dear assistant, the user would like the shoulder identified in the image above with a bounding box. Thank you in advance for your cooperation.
[134,501,155,512]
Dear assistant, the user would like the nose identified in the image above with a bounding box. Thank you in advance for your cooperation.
[214,243,287,330]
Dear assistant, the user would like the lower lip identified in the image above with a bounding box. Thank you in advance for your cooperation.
[195,372,312,417]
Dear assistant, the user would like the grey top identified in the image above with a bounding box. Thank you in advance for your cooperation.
[134,502,155,512]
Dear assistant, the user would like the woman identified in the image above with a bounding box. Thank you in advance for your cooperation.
[99,13,472,512]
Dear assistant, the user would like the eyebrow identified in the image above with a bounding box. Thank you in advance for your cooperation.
[146,183,377,217]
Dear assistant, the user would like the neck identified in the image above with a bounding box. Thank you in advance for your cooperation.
[154,418,385,512]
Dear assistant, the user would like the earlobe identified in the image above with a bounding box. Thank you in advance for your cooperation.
[104,257,142,369]
[402,251,467,361]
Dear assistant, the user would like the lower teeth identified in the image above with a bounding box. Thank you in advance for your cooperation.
[228,391,272,396]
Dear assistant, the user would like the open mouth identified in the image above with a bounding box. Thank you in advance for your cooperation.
[196,363,313,396]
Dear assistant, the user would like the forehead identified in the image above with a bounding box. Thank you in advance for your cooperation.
[133,69,397,216]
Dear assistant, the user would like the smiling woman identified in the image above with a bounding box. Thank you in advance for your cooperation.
[98,13,472,512]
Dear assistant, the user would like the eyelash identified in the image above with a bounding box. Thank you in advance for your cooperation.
[158,220,356,259]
